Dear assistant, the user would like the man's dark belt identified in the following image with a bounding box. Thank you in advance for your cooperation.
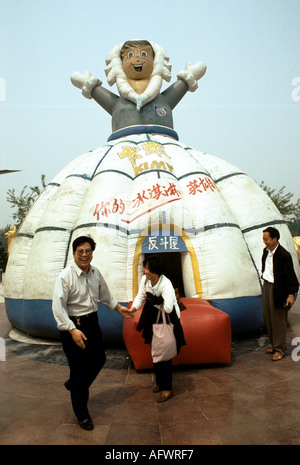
[70,312,97,327]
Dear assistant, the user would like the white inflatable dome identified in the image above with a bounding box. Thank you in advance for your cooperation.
[4,131,300,340]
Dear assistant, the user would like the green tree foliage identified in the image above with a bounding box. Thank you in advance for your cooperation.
[6,174,47,229]
[259,181,300,223]
[0,175,47,271]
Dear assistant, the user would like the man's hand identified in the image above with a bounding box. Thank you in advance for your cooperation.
[127,306,137,314]
[285,294,295,309]
[69,328,87,349]
[116,304,134,319]
[119,305,135,319]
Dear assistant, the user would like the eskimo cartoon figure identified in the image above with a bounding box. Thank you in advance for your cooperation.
[71,39,206,136]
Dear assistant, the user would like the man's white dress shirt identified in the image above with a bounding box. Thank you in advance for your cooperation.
[52,262,117,331]
[262,245,279,283]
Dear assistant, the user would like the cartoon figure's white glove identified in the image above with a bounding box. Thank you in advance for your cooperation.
[70,71,102,99]
[177,62,207,92]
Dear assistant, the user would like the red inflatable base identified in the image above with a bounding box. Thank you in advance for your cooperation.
[123,298,231,370]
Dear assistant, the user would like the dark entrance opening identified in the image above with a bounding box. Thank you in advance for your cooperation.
[144,252,185,297]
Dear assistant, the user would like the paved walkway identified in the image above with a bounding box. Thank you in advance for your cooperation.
[0,285,300,446]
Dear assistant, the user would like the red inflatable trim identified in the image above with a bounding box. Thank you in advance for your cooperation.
[123,298,231,370]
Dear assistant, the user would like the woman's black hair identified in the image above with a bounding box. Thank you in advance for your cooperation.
[144,254,165,276]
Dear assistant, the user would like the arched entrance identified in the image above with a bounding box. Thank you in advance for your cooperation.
[132,224,202,299]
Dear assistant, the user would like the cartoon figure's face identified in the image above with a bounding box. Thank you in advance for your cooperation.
[121,44,154,81]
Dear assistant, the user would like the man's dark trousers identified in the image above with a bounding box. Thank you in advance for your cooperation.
[60,312,106,422]
[262,280,288,355]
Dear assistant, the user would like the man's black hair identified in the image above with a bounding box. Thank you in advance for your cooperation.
[263,227,280,240]
[72,236,96,253]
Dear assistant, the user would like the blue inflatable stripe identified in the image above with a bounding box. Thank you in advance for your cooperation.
[5,295,265,341]
[107,125,179,141]
[5,299,125,343]
[209,296,264,334]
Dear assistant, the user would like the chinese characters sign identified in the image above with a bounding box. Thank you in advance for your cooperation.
[92,142,219,225]
[142,233,187,253]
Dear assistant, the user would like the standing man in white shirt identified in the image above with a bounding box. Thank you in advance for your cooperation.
[262,227,299,361]
[52,235,132,430]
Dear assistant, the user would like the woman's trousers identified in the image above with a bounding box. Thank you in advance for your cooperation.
[153,359,172,390]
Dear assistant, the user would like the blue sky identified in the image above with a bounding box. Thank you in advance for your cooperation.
[1,0,299,228]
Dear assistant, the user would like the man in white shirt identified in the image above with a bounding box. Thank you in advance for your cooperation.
[52,235,132,430]
[262,227,299,361]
